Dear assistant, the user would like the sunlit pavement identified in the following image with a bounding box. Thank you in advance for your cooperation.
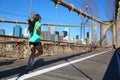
[0,49,115,80]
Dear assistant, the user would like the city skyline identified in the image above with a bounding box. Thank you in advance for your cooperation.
[0,0,113,44]
[0,26,93,44]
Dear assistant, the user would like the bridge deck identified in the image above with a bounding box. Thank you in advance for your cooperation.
[0,49,115,80]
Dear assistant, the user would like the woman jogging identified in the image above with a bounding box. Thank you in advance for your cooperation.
[26,14,43,70]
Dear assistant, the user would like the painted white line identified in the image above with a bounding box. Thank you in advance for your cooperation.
[8,50,111,80]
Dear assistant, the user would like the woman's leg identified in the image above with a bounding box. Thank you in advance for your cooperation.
[34,45,43,58]
[28,45,35,67]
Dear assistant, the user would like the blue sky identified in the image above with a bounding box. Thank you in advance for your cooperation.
[0,0,111,41]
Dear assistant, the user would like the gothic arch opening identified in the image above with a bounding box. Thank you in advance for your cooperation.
[106,29,112,47]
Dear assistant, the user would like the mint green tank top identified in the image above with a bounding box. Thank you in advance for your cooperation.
[29,21,41,42]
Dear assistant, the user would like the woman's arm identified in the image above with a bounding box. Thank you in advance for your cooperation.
[36,26,42,34]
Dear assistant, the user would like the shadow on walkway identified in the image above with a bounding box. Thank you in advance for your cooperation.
[0,59,16,66]
[33,51,90,69]
[102,48,120,80]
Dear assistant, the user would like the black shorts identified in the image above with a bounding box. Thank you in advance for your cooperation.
[29,42,42,47]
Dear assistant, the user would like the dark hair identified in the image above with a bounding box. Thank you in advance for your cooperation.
[28,14,41,33]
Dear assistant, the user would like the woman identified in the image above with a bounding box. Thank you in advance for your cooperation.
[26,14,43,70]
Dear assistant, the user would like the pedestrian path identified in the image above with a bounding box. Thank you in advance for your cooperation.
[0,49,114,80]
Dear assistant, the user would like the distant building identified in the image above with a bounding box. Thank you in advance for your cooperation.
[49,26,55,34]
[51,34,58,41]
[13,25,22,37]
[59,35,64,41]
[24,28,29,38]
[55,31,59,37]
[76,35,79,40]
[0,29,5,35]
[42,31,59,41]
[87,32,89,38]
[42,31,51,40]
[63,36,69,42]
[62,31,67,37]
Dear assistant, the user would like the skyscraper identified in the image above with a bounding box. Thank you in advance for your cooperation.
[55,31,59,37]
[13,25,22,37]
[76,35,79,40]
[24,28,29,38]
[49,26,55,34]
[87,32,89,38]
[42,31,51,40]
[0,29,5,35]
[51,34,58,41]
[62,31,67,37]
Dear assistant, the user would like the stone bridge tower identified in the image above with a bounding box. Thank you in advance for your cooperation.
[100,22,112,47]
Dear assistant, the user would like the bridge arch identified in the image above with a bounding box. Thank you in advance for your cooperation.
[106,29,112,47]
[100,21,115,47]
